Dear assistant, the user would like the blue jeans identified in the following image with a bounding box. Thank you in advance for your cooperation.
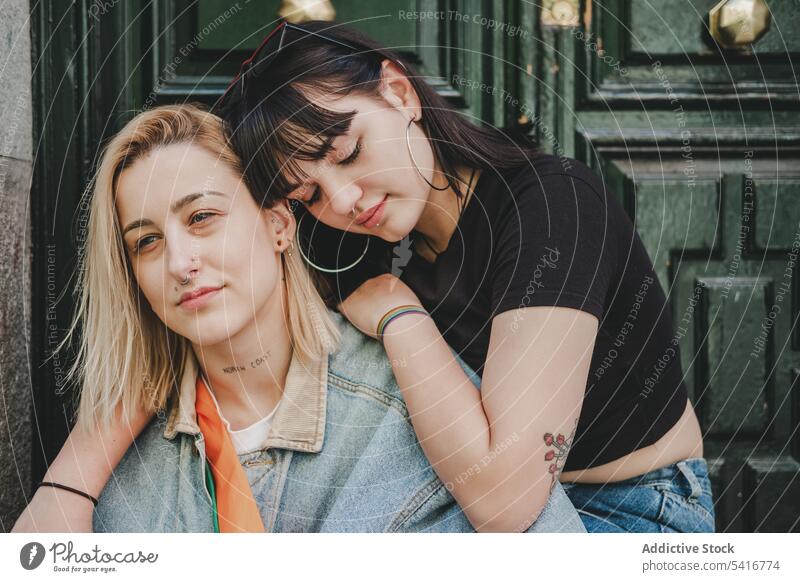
[562,458,715,533]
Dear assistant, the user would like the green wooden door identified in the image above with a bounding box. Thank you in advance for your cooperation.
[546,0,800,532]
[31,0,798,531]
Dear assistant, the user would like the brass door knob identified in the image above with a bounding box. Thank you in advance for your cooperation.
[709,0,771,49]
[278,0,336,23]
[541,0,580,27]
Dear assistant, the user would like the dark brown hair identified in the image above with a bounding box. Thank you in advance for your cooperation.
[217,20,538,206]
[217,20,539,304]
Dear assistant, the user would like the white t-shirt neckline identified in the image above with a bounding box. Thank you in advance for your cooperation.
[204,383,279,455]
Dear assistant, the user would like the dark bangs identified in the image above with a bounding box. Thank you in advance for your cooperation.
[218,20,539,210]
[246,85,356,201]
[219,23,385,207]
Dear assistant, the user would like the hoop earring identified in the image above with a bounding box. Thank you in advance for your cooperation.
[296,212,370,274]
[406,118,449,191]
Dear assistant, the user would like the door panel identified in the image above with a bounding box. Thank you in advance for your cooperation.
[580,0,800,106]
[150,0,520,124]
[561,1,800,531]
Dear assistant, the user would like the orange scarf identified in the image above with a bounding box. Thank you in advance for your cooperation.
[195,375,266,533]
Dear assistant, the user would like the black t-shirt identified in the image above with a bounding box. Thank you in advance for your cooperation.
[397,154,688,471]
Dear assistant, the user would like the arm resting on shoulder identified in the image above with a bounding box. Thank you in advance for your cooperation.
[383,306,596,532]
[11,403,153,532]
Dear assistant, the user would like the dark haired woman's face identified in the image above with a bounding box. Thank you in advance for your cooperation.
[284,93,437,243]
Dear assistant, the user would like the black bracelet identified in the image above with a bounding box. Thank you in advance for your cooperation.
[37,481,99,507]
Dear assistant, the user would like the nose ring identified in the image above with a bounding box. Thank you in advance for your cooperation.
[350,207,357,218]
[180,274,191,286]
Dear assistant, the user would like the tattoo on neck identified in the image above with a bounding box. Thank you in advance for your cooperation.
[221,352,272,374]
[250,351,272,368]
[543,418,579,491]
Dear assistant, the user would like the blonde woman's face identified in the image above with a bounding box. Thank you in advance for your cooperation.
[116,143,288,347]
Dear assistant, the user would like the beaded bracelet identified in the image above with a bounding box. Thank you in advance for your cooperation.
[377,305,429,343]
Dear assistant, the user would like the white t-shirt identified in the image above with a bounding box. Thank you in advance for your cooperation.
[205,385,278,455]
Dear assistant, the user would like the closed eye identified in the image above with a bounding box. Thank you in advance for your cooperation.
[307,187,322,205]
[296,185,321,206]
[338,139,362,166]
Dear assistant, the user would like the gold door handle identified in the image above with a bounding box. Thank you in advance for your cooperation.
[709,0,771,49]
[278,0,336,23]
[541,0,581,27]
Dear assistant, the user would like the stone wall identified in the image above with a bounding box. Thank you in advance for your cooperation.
[0,0,33,531]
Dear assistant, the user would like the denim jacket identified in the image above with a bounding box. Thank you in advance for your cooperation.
[92,313,584,533]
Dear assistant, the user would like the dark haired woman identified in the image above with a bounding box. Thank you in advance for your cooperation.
[219,20,714,533]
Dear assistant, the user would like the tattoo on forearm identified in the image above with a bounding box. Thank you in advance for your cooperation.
[543,419,578,491]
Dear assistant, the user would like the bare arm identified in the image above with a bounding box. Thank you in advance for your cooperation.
[381,305,595,532]
[11,404,153,532]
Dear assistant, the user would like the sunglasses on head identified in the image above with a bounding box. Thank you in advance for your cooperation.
[218,20,360,108]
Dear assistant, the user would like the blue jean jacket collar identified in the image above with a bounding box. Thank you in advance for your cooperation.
[162,348,328,454]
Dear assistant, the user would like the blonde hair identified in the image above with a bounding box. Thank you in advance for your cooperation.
[59,104,340,433]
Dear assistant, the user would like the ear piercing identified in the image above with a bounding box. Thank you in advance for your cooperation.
[295,211,370,273]
[406,117,449,191]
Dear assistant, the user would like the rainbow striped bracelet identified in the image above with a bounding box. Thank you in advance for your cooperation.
[377,305,429,342]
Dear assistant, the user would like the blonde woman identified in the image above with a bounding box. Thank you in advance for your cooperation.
[13,104,582,533]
